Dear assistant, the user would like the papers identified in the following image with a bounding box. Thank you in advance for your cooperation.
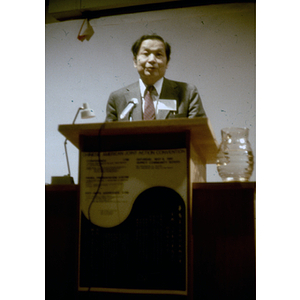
[157,99,177,111]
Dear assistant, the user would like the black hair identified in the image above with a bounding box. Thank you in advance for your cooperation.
[131,34,171,62]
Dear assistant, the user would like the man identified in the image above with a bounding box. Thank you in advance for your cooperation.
[105,34,206,121]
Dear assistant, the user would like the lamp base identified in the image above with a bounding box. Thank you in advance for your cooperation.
[51,175,74,185]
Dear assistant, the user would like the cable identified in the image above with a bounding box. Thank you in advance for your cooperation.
[85,122,106,293]
[87,122,106,221]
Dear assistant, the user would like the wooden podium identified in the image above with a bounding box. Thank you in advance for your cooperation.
[58,117,218,299]
[59,118,218,181]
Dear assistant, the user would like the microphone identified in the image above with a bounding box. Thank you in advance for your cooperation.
[120,98,138,120]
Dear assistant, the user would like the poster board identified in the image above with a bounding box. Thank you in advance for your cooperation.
[78,147,188,295]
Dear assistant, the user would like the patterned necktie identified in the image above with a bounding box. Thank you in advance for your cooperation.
[144,86,156,120]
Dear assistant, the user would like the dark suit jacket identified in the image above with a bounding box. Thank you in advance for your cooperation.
[105,78,206,121]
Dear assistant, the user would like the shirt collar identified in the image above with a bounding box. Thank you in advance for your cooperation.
[139,77,164,97]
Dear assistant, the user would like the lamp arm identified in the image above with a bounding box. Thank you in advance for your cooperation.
[64,106,83,177]
[72,107,83,124]
[62,103,94,179]
[64,138,71,177]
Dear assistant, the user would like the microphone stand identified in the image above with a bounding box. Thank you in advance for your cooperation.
[129,110,134,122]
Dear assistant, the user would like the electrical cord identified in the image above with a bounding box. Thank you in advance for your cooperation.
[85,121,106,293]
[87,122,106,222]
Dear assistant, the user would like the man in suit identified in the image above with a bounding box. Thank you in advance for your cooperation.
[105,34,206,121]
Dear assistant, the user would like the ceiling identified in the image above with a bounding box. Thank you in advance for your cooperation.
[45,0,255,24]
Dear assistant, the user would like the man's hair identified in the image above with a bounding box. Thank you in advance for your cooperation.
[131,34,171,62]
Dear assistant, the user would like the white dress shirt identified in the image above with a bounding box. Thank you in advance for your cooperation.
[139,77,164,116]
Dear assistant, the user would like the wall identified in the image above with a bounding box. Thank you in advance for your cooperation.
[45,3,256,184]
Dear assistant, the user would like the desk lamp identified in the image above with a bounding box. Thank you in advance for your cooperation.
[51,103,95,185]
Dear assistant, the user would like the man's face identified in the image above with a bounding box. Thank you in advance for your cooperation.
[133,39,169,86]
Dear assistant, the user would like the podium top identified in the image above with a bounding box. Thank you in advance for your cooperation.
[58,118,219,164]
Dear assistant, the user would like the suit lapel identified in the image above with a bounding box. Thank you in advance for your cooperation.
[160,78,178,100]
[157,79,179,120]
[124,82,143,121]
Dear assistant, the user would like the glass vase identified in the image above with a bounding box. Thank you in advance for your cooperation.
[216,127,254,182]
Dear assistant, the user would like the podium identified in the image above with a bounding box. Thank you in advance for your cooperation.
[58,117,218,298]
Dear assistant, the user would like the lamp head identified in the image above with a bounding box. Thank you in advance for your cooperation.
[81,103,95,119]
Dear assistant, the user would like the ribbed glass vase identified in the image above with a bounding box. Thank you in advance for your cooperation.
[216,127,254,182]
